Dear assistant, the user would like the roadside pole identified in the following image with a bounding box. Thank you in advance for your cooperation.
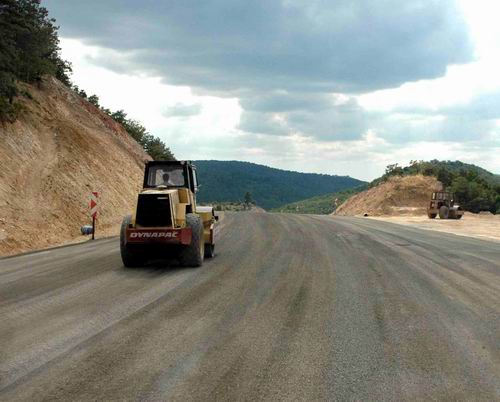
[90,191,99,240]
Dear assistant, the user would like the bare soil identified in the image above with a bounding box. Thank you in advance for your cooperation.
[335,174,441,216]
[334,174,499,242]
[0,77,150,256]
[369,212,500,242]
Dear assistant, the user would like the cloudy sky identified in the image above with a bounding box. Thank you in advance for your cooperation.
[44,0,500,180]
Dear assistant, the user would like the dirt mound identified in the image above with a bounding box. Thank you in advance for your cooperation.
[0,77,150,256]
[334,175,441,217]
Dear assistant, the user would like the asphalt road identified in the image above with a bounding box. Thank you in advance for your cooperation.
[1,213,499,401]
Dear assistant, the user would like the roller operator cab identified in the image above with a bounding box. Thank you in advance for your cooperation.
[120,160,218,267]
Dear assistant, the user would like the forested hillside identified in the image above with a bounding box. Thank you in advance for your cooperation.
[273,184,368,215]
[194,160,365,210]
[271,187,367,214]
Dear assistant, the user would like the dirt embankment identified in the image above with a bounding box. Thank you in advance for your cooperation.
[334,174,441,217]
[0,77,150,256]
[334,174,500,242]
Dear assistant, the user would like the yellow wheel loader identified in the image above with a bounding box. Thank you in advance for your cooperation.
[120,161,218,267]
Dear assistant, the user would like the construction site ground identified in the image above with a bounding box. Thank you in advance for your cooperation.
[368,212,500,242]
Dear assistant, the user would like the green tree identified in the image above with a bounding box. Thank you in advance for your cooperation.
[110,109,127,125]
[385,163,404,176]
[77,89,87,99]
[107,109,174,160]
[450,176,496,213]
[244,191,253,208]
[0,71,19,121]
[4,0,64,82]
[143,136,174,161]
[450,176,469,202]
[88,94,100,107]
[125,119,148,143]
[54,58,72,86]
[0,0,71,121]
[437,167,453,188]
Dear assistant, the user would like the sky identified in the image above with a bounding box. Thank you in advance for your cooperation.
[44,0,500,181]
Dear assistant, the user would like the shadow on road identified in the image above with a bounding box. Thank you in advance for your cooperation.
[117,257,199,278]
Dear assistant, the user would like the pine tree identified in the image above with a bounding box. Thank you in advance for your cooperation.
[0,0,71,121]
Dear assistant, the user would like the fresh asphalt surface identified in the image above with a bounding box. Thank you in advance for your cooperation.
[1,212,499,401]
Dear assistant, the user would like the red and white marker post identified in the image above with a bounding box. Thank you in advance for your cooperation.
[90,191,99,240]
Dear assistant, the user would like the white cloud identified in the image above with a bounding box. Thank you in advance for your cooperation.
[162,103,202,118]
[54,0,500,181]
[359,0,500,112]
[61,38,242,156]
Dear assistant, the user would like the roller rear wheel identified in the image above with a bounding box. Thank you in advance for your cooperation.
[179,214,204,267]
[204,244,215,258]
[439,206,449,219]
[120,216,145,267]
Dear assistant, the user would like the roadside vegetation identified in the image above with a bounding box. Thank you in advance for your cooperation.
[212,202,255,212]
[74,91,175,161]
[210,192,256,211]
[0,0,173,160]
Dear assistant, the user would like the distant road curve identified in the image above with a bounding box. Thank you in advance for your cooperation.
[1,212,499,401]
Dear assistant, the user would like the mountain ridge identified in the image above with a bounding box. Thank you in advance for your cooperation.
[194,160,365,210]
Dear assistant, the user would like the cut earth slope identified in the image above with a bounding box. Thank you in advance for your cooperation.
[0,77,150,256]
[334,174,441,217]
